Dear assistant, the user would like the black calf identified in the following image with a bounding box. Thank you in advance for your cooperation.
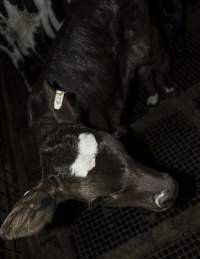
[0,0,179,240]
[119,0,185,106]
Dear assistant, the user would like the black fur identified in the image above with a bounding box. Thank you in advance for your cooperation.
[0,0,179,240]
[119,0,184,107]
[45,0,123,132]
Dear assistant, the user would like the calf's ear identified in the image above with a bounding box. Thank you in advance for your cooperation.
[43,80,77,123]
[0,189,56,240]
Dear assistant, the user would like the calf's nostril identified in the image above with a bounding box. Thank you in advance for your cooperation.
[158,194,175,208]
[155,190,167,208]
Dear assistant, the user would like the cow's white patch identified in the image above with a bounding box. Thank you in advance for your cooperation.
[54,90,65,110]
[164,87,175,94]
[147,93,159,106]
[0,0,63,83]
[4,0,40,56]
[33,0,62,39]
[0,0,40,64]
[70,133,98,178]
[155,190,165,208]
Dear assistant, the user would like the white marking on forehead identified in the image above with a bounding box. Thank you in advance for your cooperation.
[147,93,159,106]
[155,190,165,208]
[70,133,98,178]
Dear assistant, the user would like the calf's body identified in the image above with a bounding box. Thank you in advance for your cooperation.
[1,0,178,240]
[45,0,123,132]
[119,0,178,107]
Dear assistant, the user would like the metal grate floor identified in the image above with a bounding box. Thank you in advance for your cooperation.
[148,232,200,259]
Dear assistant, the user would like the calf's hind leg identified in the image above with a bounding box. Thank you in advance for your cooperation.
[155,53,177,96]
[138,65,159,106]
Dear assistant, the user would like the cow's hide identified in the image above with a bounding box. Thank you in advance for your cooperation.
[0,0,185,90]
[0,0,67,88]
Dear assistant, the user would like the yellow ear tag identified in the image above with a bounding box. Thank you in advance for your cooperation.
[54,90,65,110]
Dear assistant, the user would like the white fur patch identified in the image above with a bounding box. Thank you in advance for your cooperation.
[0,0,62,73]
[0,0,40,65]
[70,133,98,178]
[165,87,175,94]
[155,190,165,208]
[147,93,159,106]
[33,0,62,39]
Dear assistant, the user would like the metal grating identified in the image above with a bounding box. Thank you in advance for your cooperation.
[148,232,200,259]
[71,207,151,259]
[174,33,200,91]
[142,112,200,224]
[144,114,200,181]
[194,96,200,112]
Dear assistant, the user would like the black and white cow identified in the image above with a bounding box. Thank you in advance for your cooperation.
[0,0,67,89]
[0,0,178,240]
[0,0,185,97]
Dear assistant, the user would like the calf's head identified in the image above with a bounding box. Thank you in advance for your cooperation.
[32,81,178,212]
